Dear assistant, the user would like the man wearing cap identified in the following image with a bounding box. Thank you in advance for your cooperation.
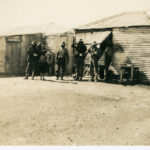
[56,42,69,80]
[24,41,39,80]
[88,41,101,82]
[103,41,113,80]
[75,39,87,81]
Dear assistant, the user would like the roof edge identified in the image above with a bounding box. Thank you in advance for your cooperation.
[74,11,148,30]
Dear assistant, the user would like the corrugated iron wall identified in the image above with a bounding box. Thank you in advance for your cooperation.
[43,35,56,52]
[113,27,150,81]
[0,37,6,74]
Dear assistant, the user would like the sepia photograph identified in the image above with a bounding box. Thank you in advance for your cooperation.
[0,0,150,146]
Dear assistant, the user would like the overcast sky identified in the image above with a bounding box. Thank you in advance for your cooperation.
[0,0,150,33]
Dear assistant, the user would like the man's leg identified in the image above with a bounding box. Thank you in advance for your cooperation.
[25,62,31,79]
[89,60,94,81]
[61,61,66,80]
[79,59,84,81]
[56,64,60,80]
[76,59,80,80]
[94,59,98,82]
[40,72,42,80]
[31,61,36,80]
[56,59,61,80]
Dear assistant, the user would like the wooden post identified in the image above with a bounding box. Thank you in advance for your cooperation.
[119,69,123,83]
[131,66,134,82]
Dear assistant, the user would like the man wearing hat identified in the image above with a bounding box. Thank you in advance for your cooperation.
[24,41,39,80]
[87,41,101,82]
[75,39,87,81]
[103,41,113,80]
[56,42,69,80]
[71,42,78,78]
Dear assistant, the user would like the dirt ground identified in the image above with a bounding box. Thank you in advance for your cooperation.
[0,76,150,145]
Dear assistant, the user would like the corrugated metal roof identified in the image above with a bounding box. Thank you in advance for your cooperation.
[74,11,150,30]
[85,31,111,44]
[0,22,74,37]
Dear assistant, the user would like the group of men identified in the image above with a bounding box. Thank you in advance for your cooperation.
[24,41,54,80]
[24,39,113,82]
[72,39,113,82]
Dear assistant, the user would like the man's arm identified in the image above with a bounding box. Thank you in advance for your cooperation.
[27,47,30,54]
[103,47,108,56]
[97,48,101,56]
[56,50,59,61]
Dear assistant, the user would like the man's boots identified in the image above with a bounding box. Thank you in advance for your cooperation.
[94,73,98,83]
[61,73,64,80]
[24,76,28,80]
[31,71,34,80]
[79,77,82,81]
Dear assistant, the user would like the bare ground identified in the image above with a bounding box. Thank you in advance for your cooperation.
[0,76,150,145]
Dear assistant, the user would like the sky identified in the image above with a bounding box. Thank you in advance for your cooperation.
[0,0,150,33]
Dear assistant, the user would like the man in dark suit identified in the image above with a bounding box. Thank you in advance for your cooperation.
[24,41,39,80]
[56,42,69,80]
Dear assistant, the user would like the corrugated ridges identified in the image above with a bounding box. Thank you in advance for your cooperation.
[113,27,150,81]
[75,11,150,30]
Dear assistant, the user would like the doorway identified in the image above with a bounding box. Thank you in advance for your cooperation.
[5,42,21,75]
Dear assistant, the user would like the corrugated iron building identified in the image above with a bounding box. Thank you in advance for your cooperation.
[74,11,150,82]
[0,22,74,76]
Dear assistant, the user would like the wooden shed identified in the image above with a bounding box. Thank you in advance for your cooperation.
[0,22,74,76]
[74,11,150,82]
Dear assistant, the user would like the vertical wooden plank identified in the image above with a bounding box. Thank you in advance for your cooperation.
[5,43,12,74]
[20,35,26,74]
[13,42,20,74]
[119,69,123,83]
[131,66,134,81]
[0,37,6,73]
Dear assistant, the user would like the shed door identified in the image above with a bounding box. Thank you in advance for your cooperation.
[5,42,21,75]
[54,36,73,75]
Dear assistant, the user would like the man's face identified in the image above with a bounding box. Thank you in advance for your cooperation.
[92,44,96,48]
[74,44,77,47]
[61,45,65,48]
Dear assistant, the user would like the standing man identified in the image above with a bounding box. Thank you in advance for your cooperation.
[71,42,78,78]
[24,41,39,80]
[56,42,69,80]
[75,39,87,81]
[88,41,101,82]
[103,41,113,81]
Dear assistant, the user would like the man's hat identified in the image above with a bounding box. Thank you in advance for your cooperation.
[61,42,66,46]
[46,51,51,55]
[92,41,97,46]
[37,42,41,46]
[31,41,36,45]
